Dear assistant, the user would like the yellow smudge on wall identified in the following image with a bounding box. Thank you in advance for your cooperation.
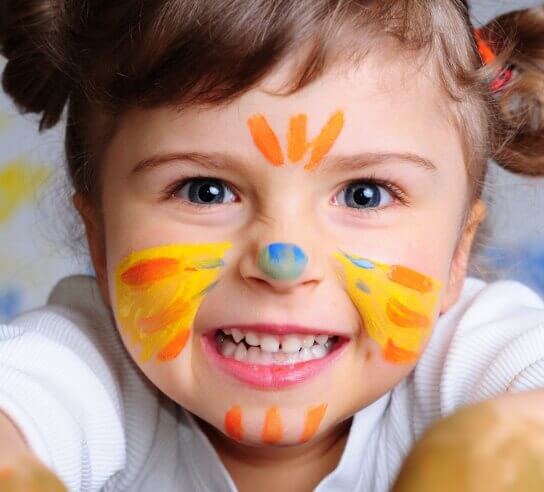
[0,159,49,225]
[115,242,232,362]
[334,252,442,364]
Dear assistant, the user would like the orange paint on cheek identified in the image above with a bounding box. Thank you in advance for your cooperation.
[225,406,243,440]
[262,406,283,444]
[247,114,285,166]
[386,297,431,330]
[300,404,327,443]
[382,338,419,364]
[120,257,180,286]
[137,299,191,334]
[304,110,345,171]
[388,265,435,294]
[156,330,190,361]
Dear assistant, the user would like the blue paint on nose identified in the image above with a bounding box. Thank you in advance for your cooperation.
[258,243,308,280]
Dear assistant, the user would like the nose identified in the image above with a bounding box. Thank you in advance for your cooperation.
[258,243,308,281]
[240,241,323,294]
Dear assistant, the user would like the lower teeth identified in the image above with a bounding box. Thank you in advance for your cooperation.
[216,333,335,365]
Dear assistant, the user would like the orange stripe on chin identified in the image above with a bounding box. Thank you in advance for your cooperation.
[300,404,327,443]
[156,330,190,361]
[247,114,285,166]
[388,265,435,294]
[383,339,419,364]
[262,406,283,444]
[225,406,243,440]
[386,297,431,330]
[120,257,180,286]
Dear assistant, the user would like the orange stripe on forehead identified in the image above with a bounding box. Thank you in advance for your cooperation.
[120,257,180,286]
[386,297,431,330]
[388,265,435,294]
[247,114,285,166]
[287,114,309,163]
[382,339,419,364]
[156,330,190,361]
[300,404,327,443]
[304,110,345,171]
[262,406,283,444]
[225,406,243,440]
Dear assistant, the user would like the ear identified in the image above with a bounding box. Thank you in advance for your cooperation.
[73,193,111,307]
[440,199,487,314]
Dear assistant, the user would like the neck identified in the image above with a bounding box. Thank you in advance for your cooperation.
[198,417,352,492]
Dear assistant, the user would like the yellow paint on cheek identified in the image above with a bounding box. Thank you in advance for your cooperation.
[115,242,232,362]
[334,252,442,364]
[0,160,49,224]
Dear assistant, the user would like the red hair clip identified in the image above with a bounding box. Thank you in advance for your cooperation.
[473,28,514,92]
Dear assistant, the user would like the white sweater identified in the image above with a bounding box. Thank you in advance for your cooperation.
[1,275,544,491]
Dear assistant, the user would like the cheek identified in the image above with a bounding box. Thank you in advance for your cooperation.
[111,242,232,363]
[334,252,443,365]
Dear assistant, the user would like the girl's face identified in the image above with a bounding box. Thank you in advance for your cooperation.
[81,53,484,446]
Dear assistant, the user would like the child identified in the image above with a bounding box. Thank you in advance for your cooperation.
[1,1,544,491]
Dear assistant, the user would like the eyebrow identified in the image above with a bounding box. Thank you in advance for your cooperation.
[131,150,438,175]
[321,151,437,174]
[132,152,227,174]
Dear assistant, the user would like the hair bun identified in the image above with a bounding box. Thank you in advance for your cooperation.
[1,0,73,130]
[484,7,544,176]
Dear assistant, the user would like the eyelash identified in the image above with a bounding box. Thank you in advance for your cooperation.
[163,173,234,209]
[164,173,410,210]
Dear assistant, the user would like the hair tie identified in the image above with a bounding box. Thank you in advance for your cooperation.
[473,28,514,92]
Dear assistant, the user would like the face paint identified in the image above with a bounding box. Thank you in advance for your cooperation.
[225,406,243,441]
[262,406,283,444]
[247,110,345,171]
[257,243,308,281]
[334,252,442,364]
[300,404,327,443]
[115,242,232,362]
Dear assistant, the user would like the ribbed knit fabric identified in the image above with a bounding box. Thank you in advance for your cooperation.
[0,275,543,491]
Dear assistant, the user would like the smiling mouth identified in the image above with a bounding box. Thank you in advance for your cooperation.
[201,325,349,389]
[215,328,340,365]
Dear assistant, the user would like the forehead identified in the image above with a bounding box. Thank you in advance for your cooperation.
[109,51,463,173]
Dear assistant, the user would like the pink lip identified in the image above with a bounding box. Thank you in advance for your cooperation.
[200,326,350,390]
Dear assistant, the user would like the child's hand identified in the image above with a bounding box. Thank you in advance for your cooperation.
[0,454,67,492]
[392,394,544,492]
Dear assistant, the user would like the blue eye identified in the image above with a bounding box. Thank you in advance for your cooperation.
[174,178,236,205]
[336,182,393,209]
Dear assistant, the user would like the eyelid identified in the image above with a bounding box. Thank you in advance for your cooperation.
[333,177,409,210]
[167,176,239,207]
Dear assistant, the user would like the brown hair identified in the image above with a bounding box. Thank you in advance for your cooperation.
[0,0,543,203]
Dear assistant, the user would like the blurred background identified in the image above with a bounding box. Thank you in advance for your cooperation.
[0,0,543,322]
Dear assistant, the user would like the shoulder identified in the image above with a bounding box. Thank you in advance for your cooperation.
[410,277,544,423]
[0,275,168,490]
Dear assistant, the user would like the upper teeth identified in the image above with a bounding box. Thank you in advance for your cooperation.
[221,329,332,354]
